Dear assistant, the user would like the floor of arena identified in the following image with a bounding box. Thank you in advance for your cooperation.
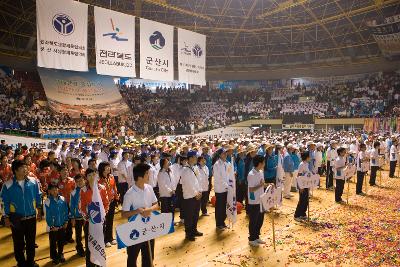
[1,169,399,267]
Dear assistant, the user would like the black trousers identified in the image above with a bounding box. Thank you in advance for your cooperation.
[335,179,345,202]
[176,183,184,220]
[183,197,200,238]
[236,180,247,205]
[370,166,379,184]
[117,182,128,205]
[389,161,396,178]
[11,217,37,267]
[104,199,116,243]
[248,204,264,241]
[200,191,209,215]
[160,196,174,214]
[294,188,309,218]
[318,167,324,176]
[75,219,84,253]
[127,239,155,267]
[215,192,228,227]
[49,228,65,260]
[65,211,73,241]
[326,161,334,188]
[356,171,365,194]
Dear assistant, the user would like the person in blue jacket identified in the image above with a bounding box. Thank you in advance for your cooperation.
[235,147,246,205]
[264,144,278,184]
[201,145,213,194]
[291,146,301,192]
[0,159,42,267]
[45,183,69,264]
[69,174,86,257]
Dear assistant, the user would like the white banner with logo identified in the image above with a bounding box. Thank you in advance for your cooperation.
[88,180,106,266]
[297,173,320,189]
[94,7,135,77]
[226,161,237,224]
[140,18,174,81]
[36,0,88,71]
[116,212,174,249]
[178,28,206,86]
[260,185,282,212]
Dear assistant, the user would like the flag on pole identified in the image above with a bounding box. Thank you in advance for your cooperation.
[88,179,106,266]
[226,161,237,225]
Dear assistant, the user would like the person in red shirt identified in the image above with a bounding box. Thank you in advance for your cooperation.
[32,148,46,166]
[0,154,13,184]
[58,164,76,243]
[70,158,84,178]
[79,168,109,267]
[48,162,61,186]
[98,162,119,247]
[37,159,52,192]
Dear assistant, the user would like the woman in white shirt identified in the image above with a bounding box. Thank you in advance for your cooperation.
[197,156,210,216]
[158,158,175,214]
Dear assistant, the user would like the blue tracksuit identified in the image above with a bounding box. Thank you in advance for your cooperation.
[283,153,295,173]
[0,176,42,217]
[69,187,82,219]
[264,153,278,182]
[44,195,69,228]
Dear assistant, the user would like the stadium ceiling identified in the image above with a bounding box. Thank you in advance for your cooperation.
[0,0,399,71]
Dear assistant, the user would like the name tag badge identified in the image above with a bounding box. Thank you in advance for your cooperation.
[336,170,341,176]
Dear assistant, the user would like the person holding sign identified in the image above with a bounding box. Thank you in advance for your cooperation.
[356,143,368,196]
[294,151,311,222]
[121,163,159,267]
[370,141,381,185]
[247,155,267,247]
[334,147,347,204]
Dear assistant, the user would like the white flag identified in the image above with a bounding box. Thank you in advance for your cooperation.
[88,179,106,266]
[140,18,174,81]
[36,0,88,71]
[226,161,237,224]
[94,7,136,77]
[177,28,206,86]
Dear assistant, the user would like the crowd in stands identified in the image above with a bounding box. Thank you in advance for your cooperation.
[0,70,399,138]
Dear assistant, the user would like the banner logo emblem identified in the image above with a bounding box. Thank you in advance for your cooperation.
[103,18,128,41]
[130,229,140,240]
[88,202,102,224]
[192,44,203,58]
[53,14,74,36]
[149,31,165,50]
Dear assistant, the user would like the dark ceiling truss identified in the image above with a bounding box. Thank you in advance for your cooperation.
[0,0,399,70]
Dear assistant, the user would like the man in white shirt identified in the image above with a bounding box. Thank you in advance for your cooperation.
[356,143,368,195]
[370,141,380,185]
[117,151,133,200]
[197,156,210,216]
[247,155,266,247]
[121,163,159,267]
[326,141,338,190]
[334,147,347,204]
[180,151,202,241]
[389,138,398,178]
[212,148,230,230]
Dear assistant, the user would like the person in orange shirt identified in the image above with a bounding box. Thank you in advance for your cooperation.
[48,162,61,185]
[23,154,37,179]
[37,159,52,192]
[79,168,109,267]
[98,162,119,247]
[58,164,76,243]
[32,148,46,166]
[0,154,13,184]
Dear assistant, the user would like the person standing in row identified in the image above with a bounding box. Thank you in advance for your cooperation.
[370,141,380,185]
[58,164,76,244]
[197,156,210,216]
[294,151,311,222]
[334,147,347,204]
[121,163,159,267]
[0,160,42,267]
[44,183,68,264]
[180,151,202,241]
[356,143,368,196]
[247,155,266,247]
[69,174,86,257]
[158,158,175,214]
[283,144,295,199]
[389,138,398,178]
[326,141,337,190]
[213,148,229,230]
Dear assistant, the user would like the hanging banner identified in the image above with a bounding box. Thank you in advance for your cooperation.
[36,0,88,71]
[140,18,174,81]
[116,212,174,249]
[38,67,130,118]
[178,28,206,86]
[94,7,136,77]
